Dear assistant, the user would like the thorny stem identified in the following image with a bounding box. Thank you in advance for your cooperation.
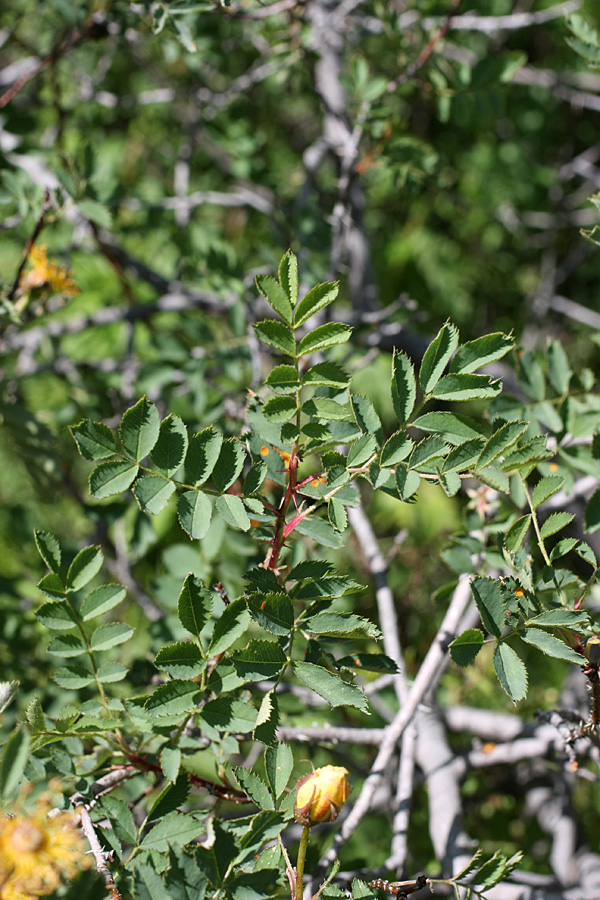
[295,825,311,900]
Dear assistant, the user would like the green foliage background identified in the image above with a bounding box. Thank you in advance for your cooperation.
[2,1,600,898]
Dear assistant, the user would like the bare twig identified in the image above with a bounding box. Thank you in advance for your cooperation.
[318,574,474,870]
[74,803,123,899]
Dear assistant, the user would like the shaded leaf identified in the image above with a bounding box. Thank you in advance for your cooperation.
[118,397,160,461]
[178,491,213,540]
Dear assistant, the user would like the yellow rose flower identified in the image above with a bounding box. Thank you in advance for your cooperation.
[293,765,351,826]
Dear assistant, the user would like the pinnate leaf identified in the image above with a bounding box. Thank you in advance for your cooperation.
[531,475,565,509]
[178,574,213,637]
[279,249,299,307]
[133,475,175,515]
[297,323,351,356]
[212,439,246,491]
[34,530,61,574]
[90,622,133,651]
[450,629,484,666]
[449,332,513,374]
[391,350,416,426]
[292,662,368,712]
[186,427,222,485]
[471,577,506,638]
[540,512,575,540]
[419,322,459,393]
[70,420,116,460]
[294,282,339,328]
[505,515,531,553]
[493,642,528,702]
[90,460,139,498]
[520,628,583,664]
[151,415,188,477]
[256,274,293,324]
[431,373,501,401]
[177,491,212,540]
[254,320,296,356]
[118,397,160,461]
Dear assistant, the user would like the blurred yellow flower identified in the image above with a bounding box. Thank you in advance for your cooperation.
[294,765,351,826]
[19,245,79,297]
[0,798,90,899]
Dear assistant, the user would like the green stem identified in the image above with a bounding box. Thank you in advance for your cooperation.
[295,825,311,900]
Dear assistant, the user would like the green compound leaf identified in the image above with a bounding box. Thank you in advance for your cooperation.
[244,461,267,496]
[526,609,589,628]
[279,249,299,308]
[477,420,529,469]
[36,601,77,631]
[90,622,134,652]
[54,664,95,690]
[101,795,137,845]
[414,411,487,444]
[201,697,258,732]
[37,573,66,601]
[256,274,293,325]
[442,438,485,473]
[186,427,223,485]
[155,642,206,679]
[232,640,287,682]
[303,398,350,421]
[292,661,368,712]
[302,361,350,388]
[215,494,251,531]
[493,642,528,702]
[212,439,246,492]
[80,584,126,621]
[178,574,213,638]
[294,281,339,328]
[450,629,484,666]
[70,420,116,460]
[265,742,294,800]
[266,365,300,394]
[140,812,205,851]
[395,465,420,500]
[66,545,103,591]
[303,612,380,640]
[408,435,448,470]
[177,491,213,540]
[499,437,553,473]
[380,431,412,467]
[96,663,128,683]
[531,475,565,509]
[160,746,181,783]
[431,374,501,401]
[247,592,294,636]
[118,396,160,461]
[351,394,382,435]
[254,690,279,745]
[254,320,296,356]
[471,577,507,638]
[46,634,86,658]
[34,530,61,574]
[90,460,139,499]
[133,474,176,515]
[328,497,348,533]
[347,434,377,467]
[145,681,202,717]
[449,332,513,374]
[151,415,188,477]
[419,322,459,394]
[234,767,275,810]
[505,515,532,553]
[520,628,583,664]
[391,349,416,426]
[540,512,576,540]
[297,323,352,356]
[209,597,251,656]
[263,396,297,423]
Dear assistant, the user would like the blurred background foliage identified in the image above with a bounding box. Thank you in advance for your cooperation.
[2,0,600,881]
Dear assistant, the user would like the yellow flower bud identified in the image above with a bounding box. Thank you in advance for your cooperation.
[293,765,351,826]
